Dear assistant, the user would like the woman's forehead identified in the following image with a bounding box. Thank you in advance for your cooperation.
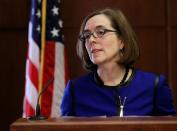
[84,14,112,30]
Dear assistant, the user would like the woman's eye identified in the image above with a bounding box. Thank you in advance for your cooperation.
[97,29,105,35]
[84,32,91,39]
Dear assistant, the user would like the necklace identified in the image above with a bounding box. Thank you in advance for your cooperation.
[94,67,129,86]
[119,67,129,85]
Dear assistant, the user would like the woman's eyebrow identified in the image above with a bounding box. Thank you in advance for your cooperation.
[83,25,108,33]
[95,25,105,29]
[83,29,90,32]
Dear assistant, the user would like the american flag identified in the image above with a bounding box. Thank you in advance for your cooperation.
[23,0,68,118]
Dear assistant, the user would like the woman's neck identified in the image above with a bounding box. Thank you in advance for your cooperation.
[97,63,126,86]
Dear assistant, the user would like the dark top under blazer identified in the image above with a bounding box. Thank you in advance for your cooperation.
[61,69,176,117]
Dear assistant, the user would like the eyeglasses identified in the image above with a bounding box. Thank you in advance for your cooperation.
[79,28,117,42]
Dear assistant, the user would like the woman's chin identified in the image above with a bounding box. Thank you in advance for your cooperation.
[91,59,104,65]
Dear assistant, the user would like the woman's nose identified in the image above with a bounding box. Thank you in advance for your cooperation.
[88,34,97,43]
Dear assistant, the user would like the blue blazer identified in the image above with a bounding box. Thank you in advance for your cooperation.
[61,69,176,117]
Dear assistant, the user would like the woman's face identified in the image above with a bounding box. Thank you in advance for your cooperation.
[83,14,124,66]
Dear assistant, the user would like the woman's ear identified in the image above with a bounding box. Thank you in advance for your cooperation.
[119,40,124,50]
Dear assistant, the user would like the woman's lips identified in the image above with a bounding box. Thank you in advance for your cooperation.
[91,49,103,53]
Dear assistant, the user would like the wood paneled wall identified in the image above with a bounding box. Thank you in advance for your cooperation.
[171,0,177,114]
[0,0,176,131]
[0,0,30,131]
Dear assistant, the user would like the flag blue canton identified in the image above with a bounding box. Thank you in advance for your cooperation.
[30,0,64,47]
[46,0,64,43]
[31,0,41,46]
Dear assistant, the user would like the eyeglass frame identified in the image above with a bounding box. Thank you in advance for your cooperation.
[79,28,118,42]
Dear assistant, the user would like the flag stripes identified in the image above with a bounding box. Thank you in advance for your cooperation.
[23,0,67,118]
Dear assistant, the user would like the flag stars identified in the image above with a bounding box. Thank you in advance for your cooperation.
[50,27,59,37]
[37,0,41,3]
[58,20,63,28]
[36,25,40,33]
[36,9,41,18]
[51,6,59,16]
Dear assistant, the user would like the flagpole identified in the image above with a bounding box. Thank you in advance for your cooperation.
[38,0,47,106]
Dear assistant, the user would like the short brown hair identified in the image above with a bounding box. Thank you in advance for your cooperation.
[76,8,139,71]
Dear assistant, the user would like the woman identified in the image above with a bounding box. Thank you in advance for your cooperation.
[61,8,176,117]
